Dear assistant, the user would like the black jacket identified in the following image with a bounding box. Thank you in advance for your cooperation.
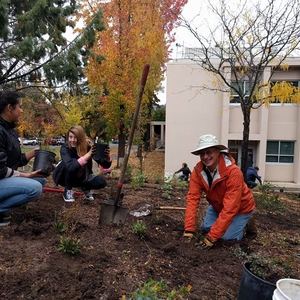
[0,117,28,179]
[175,166,191,179]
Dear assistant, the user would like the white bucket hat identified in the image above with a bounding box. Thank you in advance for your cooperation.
[191,134,227,155]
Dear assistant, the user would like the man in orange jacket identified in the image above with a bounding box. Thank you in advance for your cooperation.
[184,134,256,249]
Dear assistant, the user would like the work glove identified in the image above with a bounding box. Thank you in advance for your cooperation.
[183,231,195,242]
[199,236,215,250]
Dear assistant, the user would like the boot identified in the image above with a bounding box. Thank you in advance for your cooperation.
[245,215,257,240]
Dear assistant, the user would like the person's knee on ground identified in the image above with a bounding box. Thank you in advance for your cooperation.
[247,181,257,189]
[0,178,43,211]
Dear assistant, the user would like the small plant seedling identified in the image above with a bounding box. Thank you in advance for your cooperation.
[131,221,147,239]
[58,236,80,255]
[130,172,147,188]
[161,181,173,199]
[54,222,67,233]
[126,279,191,300]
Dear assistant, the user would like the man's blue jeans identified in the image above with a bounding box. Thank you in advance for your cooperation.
[247,181,257,189]
[201,205,253,240]
[0,177,46,212]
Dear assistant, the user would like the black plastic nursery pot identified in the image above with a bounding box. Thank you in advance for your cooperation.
[93,143,109,161]
[33,150,56,176]
[237,262,276,300]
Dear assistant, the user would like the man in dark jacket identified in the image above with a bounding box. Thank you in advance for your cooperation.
[246,166,262,189]
[174,163,191,181]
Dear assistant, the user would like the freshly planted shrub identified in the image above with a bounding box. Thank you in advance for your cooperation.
[161,182,173,199]
[58,236,80,255]
[131,171,147,188]
[53,222,67,233]
[54,207,79,234]
[132,221,147,239]
[125,279,192,300]
[254,192,285,211]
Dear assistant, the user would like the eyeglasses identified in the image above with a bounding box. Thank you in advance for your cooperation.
[199,148,218,157]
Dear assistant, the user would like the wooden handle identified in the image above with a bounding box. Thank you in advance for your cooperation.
[114,64,150,205]
[156,206,186,210]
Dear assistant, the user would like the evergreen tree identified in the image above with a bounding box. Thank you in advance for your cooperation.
[0,0,105,91]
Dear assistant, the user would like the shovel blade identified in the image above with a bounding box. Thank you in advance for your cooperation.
[99,204,128,225]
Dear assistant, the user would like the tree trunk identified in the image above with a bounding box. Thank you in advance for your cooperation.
[143,123,151,152]
[117,131,126,168]
[241,104,251,180]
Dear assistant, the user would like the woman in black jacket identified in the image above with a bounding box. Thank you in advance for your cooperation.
[0,90,46,226]
[53,125,112,202]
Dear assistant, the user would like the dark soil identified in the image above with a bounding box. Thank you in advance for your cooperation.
[0,174,299,300]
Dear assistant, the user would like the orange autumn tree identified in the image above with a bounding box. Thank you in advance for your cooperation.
[79,0,187,165]
[19,94,63,144]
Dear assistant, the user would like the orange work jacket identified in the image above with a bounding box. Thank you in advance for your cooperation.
[184,153,255,241]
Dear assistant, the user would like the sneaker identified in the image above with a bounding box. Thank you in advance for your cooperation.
[85,190,94,201]
[63,189,75,202]
[0,213,10,226]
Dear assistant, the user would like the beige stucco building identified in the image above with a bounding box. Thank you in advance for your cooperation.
[165,56,300,189]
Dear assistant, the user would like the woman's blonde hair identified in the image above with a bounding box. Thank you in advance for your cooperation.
[67,125,94,156]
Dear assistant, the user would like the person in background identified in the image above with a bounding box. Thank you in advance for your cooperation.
[174,162,191,181]
[183,134,256,249]
[53,125,112,202]
[0,90,47,226]
[246,166,262,189]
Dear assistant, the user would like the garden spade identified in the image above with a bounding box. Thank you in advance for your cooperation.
[99,63,150,225]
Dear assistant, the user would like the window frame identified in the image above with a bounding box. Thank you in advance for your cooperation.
[230,81,250,104]
[266,140,295,164]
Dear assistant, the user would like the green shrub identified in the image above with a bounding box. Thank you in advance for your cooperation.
[54,222,67,233]
[179,180,188,190]
[254,192,285,211]
[132,221,147,239]
[257,182,277,193]
[131,172,147,188]
[58,236,80,255]
[54,207,79,234]
[126,279,191,300]
[231,246,294,281]
[161,182,173,199]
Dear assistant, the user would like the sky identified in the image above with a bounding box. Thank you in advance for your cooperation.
[158,0,201,104]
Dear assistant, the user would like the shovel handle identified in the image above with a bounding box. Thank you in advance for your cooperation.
[114,64,150,205]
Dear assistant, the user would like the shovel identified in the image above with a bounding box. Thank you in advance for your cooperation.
[99,63,150,225]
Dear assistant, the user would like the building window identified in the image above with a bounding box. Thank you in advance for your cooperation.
[231,81,250,103]
[266,141,295,163]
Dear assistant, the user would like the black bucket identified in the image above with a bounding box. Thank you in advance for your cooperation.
[33,150,56,176]
[93,143,109,161]
[237,262,276,300]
